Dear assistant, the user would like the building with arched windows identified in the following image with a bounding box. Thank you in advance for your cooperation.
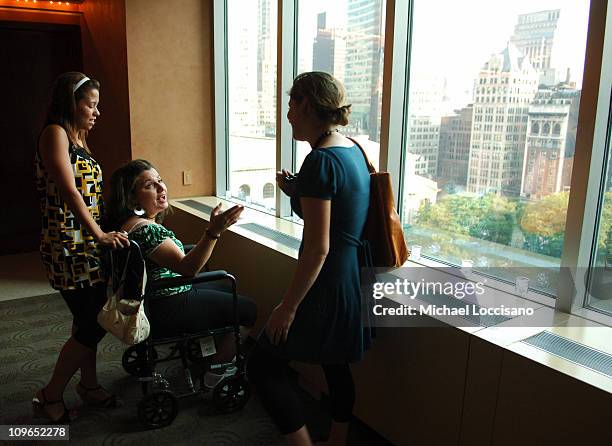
[521,87,581,198]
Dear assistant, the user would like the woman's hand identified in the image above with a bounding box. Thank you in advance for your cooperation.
[265,301,297,345]
[97,231,130,249]
[207,203,244,237]
[276,169,297,197]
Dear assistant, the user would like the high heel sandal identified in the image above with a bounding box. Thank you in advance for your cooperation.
[75,382,120,408]
[32,388,72,424]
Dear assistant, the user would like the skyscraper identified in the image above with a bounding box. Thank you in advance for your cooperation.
[406,116,440,179]
[467,42,539,196]
[438,105,473,191]
[228,0,260,136]
[406,75,448,178]
[313,13,333,73]
[344,0,384,141]
[510,9,561,86]
[257,0,277,136]
[312,12,346,82]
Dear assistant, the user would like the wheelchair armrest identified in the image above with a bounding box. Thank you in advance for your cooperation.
[148,270,234,291]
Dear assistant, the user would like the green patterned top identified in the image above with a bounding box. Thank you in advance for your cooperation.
[129,223,192,298]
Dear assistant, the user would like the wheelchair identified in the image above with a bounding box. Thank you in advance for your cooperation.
[109,241,251,429]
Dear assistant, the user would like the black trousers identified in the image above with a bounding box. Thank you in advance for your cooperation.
[247,341,355,435]
[59,282,107,349]
[147,282,257,338]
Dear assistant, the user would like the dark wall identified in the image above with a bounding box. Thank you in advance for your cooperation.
[0,21,83,254]
[0,1,132,254]
[80,0,132,190]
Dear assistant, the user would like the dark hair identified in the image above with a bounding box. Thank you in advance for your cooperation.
[106,159,171,230]
[45,71,100,151]
[289,71,351,126]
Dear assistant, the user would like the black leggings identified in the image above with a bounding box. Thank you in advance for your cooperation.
[59,282,108,349]
[147,282,257,338]
[247,343,355,435]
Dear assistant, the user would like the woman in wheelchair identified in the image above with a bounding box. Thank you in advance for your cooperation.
[106,159,257,388]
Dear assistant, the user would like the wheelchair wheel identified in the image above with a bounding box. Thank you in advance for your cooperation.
[122,345,158,376]
[212,374,250,413]
[138,389,179,428]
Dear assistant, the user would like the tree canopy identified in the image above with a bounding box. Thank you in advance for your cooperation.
[415,191,612,260]
[416,193,517,245]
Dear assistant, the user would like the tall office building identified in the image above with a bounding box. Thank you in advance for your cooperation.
[521,87,580,198]
[510,9,561,86]
[405,75,448,179]
[312,12,346,82]
[344,0,384,141]
[228,0,260,136]
[257,0,277,136]
[313,13,333,73]
[467,42,539,196]
[438,105,473,191]
[406,116,441,179]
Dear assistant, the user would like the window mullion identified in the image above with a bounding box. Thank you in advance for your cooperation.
[276,0,297,218]
[213,0,229,197]
[557,0,610,313]
[380,0,412,210]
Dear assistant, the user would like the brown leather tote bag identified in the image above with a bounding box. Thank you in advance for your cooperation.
[349,137,409,268]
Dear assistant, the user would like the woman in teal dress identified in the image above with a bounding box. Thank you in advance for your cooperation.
[247,72,371,446]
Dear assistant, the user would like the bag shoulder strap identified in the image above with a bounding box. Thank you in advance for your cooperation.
[347,136,376,174]
[110,248,132,290]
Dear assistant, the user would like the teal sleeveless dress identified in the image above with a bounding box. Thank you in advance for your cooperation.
[263,145,372,364]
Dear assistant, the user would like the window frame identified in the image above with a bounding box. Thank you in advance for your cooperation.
[212,0,612,324]
[561,0,612,322]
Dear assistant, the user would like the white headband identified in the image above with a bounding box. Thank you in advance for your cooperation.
[73,76,90,93]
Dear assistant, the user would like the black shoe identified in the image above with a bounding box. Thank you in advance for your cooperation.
[75,382,121,408]
[32,388,73,424]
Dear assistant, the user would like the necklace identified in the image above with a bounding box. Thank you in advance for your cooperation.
[313,128,339,148]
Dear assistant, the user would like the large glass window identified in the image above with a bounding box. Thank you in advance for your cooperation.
[588,116,612,315]
[401,1,590,295]
[215,0,611,319]
[294,0,385,171]
[227,0,277,211]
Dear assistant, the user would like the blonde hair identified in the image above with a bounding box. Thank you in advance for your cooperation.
[289,71,351,126]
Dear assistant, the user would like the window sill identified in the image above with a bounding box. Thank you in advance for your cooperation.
[171,196,612,395]
[172,195,302,260]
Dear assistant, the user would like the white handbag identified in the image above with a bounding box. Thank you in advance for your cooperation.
[97,247,150,345]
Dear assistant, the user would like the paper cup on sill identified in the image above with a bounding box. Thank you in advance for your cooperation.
[461,259,473,277]
[515,276,529,297]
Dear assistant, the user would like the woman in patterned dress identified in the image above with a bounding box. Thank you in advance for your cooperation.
[33,72,130,423]
[106,160,256,386]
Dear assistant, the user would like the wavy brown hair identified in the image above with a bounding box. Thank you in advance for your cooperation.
[106,159,172,230]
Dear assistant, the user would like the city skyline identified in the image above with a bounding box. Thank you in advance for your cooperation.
[226,0,589,216]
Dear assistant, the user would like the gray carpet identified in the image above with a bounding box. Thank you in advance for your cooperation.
[0,293,390,445]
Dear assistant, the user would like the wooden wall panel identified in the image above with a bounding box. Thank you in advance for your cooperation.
[492,351,612,446]
[125,0,215,198]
